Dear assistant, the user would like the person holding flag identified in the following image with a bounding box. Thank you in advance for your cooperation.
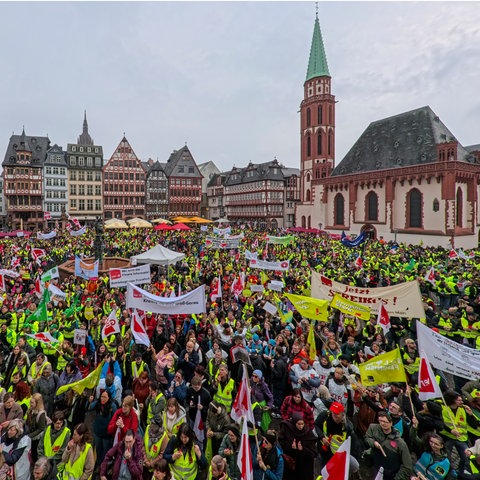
[252,429,284,480]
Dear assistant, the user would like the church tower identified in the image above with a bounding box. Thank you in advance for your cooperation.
[299,11,335,209]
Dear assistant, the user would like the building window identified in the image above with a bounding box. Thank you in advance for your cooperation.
[306,136,311,157]
[79,199,85,210]
[96,200,101,210]
[456,187,463,228]
[306,108,311,127]
[95,157,101,167]
[318,105,323,124]
[70,199,77,209]
[317,132,322,155]
[328,130,333,156]
[366,191,378,221]
[407,188,422,228]
[334,193,345,226]
[433,198,439,212]
[79,157,85,166]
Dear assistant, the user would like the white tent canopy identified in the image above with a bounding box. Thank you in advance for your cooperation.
[130,244,185,266]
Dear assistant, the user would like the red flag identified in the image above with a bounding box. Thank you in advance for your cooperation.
[31,248,46,262]
[320,275,333,287]
[418,352,442,401]
[424,267,436,286]
[320,437,351,480]
[237,418,253,480]
[132,309,150,347]
[26,332,56,344]
[193,396,205,442]
[11,257,20,269]
[210,276,222,301]
[34,278,43,298]
[102,308,120,340]
[43,211,51,220]
[377,303,391,335]
[0,274,5,292]
[231,364,255,425]
[354,256,363,269]
[449,249,458,259]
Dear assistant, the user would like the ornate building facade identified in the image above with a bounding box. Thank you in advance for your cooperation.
[296,15,480,248]
[143,158,169,221]
[103,136,146,220]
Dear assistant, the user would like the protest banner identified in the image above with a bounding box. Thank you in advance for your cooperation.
[109,264,151,288]
[330,293,371,321]
[358,347,407,386]
[249,259,289,271]
[311,271,425,318]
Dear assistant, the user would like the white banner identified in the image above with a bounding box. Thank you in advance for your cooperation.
[245,250,258,261]
[48,284,67,303]
[205,237,241,249]
[37,231,57,240]
[263,302,277,315]
[70,226,87,236]
[109,264,151,288]
[74,329,87,345]
[126,283,206,315]
[311,271,425,318]
[249,259,290,271]
[416,321,480,379]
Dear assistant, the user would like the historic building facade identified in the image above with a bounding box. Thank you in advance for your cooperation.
[66,113,103,224]
[163,146,203,217]
[143,158,169,221]
[296,15,480,248]
[103,136,146,220]
[43,144,68,228]
[2,129,49,230]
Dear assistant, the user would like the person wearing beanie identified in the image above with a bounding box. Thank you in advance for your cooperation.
[252,429,284,480]
[251,370,273,430]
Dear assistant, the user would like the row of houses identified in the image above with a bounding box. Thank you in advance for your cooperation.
[1,114,300,231]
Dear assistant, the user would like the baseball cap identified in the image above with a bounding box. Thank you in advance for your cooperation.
[329,402,345,414]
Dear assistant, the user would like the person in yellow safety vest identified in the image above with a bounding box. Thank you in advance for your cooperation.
[8,354,28,390]
[81,298,95,322]
[60,422,94,480]
[402,338,420,374]
[212,364,236,413]
[163,397,187,440]
[38,411,71,469]
[163,423,207,480]
[437,310,458,339]
[207,455,231,480]
[27,352,51,386]
[103,333,117,355]
[0,323,17,349]
[145,381,166,425]
[315,402,356,467]
[207,349,226,379]
[441,390,478,474]
[42,324,63,372]
[131,352,150,383]
[10,309,26,335]
[143,421,169,474]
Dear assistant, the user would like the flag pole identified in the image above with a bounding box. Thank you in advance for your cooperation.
[243,364,261,452]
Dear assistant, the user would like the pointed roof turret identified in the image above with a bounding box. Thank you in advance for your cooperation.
[77,110,94,145]
[18,126,31,152]
[305,13,330,81]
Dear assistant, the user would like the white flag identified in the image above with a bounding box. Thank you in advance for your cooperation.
[131,309,150,347]
[418,351,443,401]
[102,308,120,340]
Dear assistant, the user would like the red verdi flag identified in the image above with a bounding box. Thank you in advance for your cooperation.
[237,418,253,480]
[131,308,150,347]
[377,303,391,335]
[418,351,442,401]
[231,364,255,425]
[102,308,120,340]
[43,211,51,220]
[320,437,351,480]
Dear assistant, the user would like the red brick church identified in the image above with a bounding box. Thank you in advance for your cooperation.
[295,14,480,249]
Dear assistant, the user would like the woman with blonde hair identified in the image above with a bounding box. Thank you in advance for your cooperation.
[0,418,31,480]
[163,397,186,440]
[26,393,48,462]
[208,455,230,480]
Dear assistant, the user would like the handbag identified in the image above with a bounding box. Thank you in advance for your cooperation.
[282,453,296,470]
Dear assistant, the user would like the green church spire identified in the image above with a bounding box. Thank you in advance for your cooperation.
[306,12,330,81]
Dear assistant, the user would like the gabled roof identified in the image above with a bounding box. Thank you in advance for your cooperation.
[105,136,145,171]
[2,130,50,167]
[305,14,330,81]
[224,159,286,186]
[465,144,480,153]
[44,144,67,166]
[332,106,477,176]
[163,145,203,178]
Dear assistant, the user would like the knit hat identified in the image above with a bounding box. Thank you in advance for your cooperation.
[426,400,443,417]
[252,370,263,379]
[252,334,260,342]
[227,425,240,438]
[263,430,277,445]
[291,412,304,423]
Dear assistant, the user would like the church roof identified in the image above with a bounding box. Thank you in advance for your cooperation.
[77,111,94,145]
[305,15,330,81]
[332,106,477,176]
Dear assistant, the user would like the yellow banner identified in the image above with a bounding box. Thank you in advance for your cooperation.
[358,348,407,386]
[330,293,371,321]
[284,293,329,321]
[56,361,104,396]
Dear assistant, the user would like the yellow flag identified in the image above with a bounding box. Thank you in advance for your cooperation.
[56,361,104,396]
[284,293,329,321]
[358,348,407,386]
[308,322,317,361]
[330,293,371,321]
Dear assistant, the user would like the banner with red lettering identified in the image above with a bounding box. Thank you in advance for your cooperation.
[311,271,425,319]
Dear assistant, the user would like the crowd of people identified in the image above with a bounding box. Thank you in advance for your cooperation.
[0,225,479,480]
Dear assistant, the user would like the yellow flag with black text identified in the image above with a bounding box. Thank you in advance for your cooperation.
[330,293,371,321]
[284,293,329,321]
[358,347,407,386]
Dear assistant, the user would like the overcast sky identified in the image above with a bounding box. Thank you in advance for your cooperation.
[1,1,479,173]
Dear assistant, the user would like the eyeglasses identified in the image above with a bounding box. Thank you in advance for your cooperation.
[252,374,258,378]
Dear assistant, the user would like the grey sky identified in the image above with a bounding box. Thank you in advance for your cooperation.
[1,1,479,172]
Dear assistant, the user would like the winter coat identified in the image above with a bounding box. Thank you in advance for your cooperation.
[89,399,117,438]
[100,435,144,480]
[107,408,139,441]
[33,373,59,417]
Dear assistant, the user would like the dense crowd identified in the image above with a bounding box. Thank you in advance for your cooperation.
[0,226,480,480]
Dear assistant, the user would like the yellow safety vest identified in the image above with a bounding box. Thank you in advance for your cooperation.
[441,406,468,442]
[63,443,92,480]
[29,361,50,382]
[322,420,347,453]
[143,425,167,462]
[163,411,185,438]
[170,446,198,480]
[131,361,145,379]
[43,425,71,457]
[213,378,235,412]
[147,392,165,423]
